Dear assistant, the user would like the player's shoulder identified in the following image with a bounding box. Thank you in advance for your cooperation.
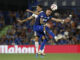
[40,11,44,13]
[39,11,46,17]
[32,14,37,18]
[39,11,45,14]
[39,11,46,18]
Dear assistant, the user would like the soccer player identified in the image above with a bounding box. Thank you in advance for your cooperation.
[33,8,70,55]
[18,5,43,56]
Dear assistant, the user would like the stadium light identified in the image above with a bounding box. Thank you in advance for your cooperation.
[53,0,57,5]
[72,0,76,6]
[62,1,66,6]
[44,1,48,6]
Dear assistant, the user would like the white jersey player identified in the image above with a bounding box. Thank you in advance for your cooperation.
[18,5,44,56]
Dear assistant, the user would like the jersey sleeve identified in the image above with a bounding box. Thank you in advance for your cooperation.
[32,14,38,18]
[38,12,44,18]
[32,14,35,17]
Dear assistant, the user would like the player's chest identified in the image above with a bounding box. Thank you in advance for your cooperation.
[42,16,51,22]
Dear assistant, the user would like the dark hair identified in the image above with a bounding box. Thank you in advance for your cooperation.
[37,5,43,9]
[46,8,52,11]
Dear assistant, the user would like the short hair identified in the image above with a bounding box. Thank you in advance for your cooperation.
[37,5,43,9]
[46,8,52,11]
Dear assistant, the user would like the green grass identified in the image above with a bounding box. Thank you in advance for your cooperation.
[0,54,80,60]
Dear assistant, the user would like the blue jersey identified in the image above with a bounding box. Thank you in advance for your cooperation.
[35,11,52,25]
[33,11,53,37]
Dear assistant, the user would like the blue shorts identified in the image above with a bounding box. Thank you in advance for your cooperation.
[33,25,45,37]
[33,25,55,42]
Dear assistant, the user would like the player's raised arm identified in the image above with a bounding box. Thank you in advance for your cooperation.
[18,16,34,23]
[26,9,39,15]
[26,5,43,15]
[51,17,64,22]
[51,17,70,23]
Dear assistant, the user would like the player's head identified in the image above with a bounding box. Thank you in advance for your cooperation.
[36,5,43,12]
[46,8,52,16]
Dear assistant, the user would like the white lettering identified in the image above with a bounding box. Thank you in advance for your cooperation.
[22,47,28,53]
[15,46,21,53]
[8,47,14,53]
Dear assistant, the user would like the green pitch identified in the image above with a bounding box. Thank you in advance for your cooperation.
[0,53,80,60]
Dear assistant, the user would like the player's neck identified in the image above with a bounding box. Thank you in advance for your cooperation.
[46,14,50,16]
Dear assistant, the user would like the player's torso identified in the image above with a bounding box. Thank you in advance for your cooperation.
[35,11,52,25]
[41,14,52,23]
[32,11,43,25]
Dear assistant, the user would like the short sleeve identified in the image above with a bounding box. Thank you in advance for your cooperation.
[32,14,38,18]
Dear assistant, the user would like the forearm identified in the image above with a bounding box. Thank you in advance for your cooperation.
[51,18,64,23]
[22,16,34,23]
[27,10,39,15]
[31,11,39,15]
[28,10,34,13]
[21,18,29,23]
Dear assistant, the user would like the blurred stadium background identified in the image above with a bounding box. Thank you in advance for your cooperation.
[0,0,80,60]
[0,0,80,45]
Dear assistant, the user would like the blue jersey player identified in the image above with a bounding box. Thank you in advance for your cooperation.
[34,8,70,55]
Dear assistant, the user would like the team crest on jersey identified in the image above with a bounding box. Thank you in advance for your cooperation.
[43,17,49,22]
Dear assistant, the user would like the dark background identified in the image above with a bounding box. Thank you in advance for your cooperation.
[0,0,28,10]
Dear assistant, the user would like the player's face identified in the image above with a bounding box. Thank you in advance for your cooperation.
[36,6,42,12]
[46,10,52,16]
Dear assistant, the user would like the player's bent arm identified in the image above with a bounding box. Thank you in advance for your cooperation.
[51,17,70,23]
[18,16,34,23]
[22,16,34,22]
[51,17,64,22]
[30,11,39,15]
[26,9,40,15]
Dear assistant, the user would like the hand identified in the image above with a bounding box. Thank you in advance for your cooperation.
[64,18,71,23]
[17,20,23,23]
[26,9,31,12]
